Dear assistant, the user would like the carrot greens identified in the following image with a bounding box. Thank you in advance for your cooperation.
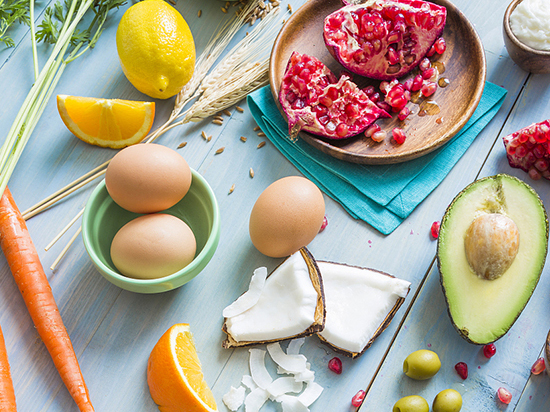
[0,0,30,47]
[0,0,124,196]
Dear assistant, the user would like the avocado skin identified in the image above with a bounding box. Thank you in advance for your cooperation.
[436,174,549,345]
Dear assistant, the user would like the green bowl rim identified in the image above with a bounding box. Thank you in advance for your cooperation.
[81,168,220,286]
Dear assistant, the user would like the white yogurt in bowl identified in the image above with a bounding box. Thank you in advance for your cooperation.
[510,0,550,51]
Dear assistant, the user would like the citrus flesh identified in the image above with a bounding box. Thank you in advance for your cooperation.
[57,95,155,149]
[116,0,195,99]
[147,324,218,412]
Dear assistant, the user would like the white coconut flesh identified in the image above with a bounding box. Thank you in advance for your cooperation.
[317,261,410,354]
[224,251,319,343]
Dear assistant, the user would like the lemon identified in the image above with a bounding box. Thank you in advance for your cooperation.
[116,0,195,99]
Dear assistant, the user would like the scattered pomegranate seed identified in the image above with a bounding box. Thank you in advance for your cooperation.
[455,362,468,379]
[319,215,328,232]
[422,67,436,80]
[371,130,387,142]
[398,107,410,121]
[483,343,496,359]
[531,357,546,375]
[392,128,406,144]
[351,390,366,407]
[365,123,381,138]
[497,387,512,404]
[419,57,431,71]
[434,37,447,54]
[430,221,440,239]
[328,357,342,374]
[421,81,437,97]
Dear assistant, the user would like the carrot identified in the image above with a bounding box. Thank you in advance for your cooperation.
[0,325,17,411]
[0,187,93,412]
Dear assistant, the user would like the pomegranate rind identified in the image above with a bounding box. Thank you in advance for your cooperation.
[502,119,550,180]
[279,52,390,140]
[323,0,447,80]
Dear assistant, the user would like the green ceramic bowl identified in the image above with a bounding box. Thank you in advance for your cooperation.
[82,169,220,294]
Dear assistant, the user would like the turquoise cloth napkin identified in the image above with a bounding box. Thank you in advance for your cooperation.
[247,82,507,235]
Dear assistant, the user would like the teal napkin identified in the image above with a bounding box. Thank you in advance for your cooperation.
[247,82,507,235]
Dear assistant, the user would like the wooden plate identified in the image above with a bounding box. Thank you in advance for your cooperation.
[269,0,486,165]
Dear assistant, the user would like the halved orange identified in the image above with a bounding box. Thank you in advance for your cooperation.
[147,324,218,412]
[57,95,155,149]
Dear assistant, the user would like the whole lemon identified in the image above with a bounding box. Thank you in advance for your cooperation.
[116,0,195,99]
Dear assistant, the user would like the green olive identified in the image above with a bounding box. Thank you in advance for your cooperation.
[432,389,463,412]
[393,395,429,412]
[402,349,441,380]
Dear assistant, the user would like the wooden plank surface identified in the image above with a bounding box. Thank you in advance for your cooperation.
[0,0,549,411]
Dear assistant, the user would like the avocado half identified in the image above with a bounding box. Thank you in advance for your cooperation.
[437,174,548,345]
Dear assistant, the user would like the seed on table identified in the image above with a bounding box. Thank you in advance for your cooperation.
[198,9,202,17]
[259,0,266,9]
[212,119,223,125]
[257,141,266,149]
[250,16,257,25]
[201,131,208,139]
[240,136,247,142]
[249,168,254,178]
[221,6,227,13]
[177,142,187,149]
[236,106,244,113]
[287,4,292,12]
[253,126,261,131]
[271,0,279,6]
[207,135,212,142]
[223,109,231,116]
[257,132,266,137]
[215,147,225,155]
[214,115,224,122]
[229,184,235,194]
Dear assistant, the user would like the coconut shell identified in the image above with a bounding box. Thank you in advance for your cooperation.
[222,248,325,349]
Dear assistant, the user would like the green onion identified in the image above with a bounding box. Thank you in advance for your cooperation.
[0,0,124,195]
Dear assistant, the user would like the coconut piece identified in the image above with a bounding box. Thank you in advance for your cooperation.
[222,267,268,318]
[316,261,411,358]
[249,349,273,389]
[222,248,325,348]
[244,387,270,412]
[286,338,305,355]
[267,377,303,398]
[267,342,307,373]
[298,381,324,407]
[277,394,310,412]
[242,375,257,390]
[222,385,246,411]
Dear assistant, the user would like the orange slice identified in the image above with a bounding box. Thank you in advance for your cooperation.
[147,324,218,412]
[57,95,155,149]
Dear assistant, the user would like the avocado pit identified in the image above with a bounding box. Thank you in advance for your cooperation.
[464,213,519,280]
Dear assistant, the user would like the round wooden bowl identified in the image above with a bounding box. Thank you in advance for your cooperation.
[545,329,550,375]
[503,0,550,74]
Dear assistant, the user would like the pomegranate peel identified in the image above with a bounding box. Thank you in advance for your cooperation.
[323,0,447,80]
[279,52,389,141]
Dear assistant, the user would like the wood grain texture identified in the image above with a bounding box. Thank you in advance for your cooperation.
[269,0,486,164]
[0,0,549,411]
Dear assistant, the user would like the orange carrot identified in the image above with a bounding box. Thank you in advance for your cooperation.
[0,325,17,411]
[0,187,93,412]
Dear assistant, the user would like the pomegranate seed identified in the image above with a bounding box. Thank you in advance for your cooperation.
[392,128,406,144]
[431,221,440,239]
[319,215,328,233]
[434,37,447,54]
[398,107,410,121]
[351,390,366,407]
[426,44,436,57]
[421,82,437,97]
[411,74,423,91]
[371,130,387,142]
[363,85,376,96]
[403,78,413,91]
[497,387,512,404]
[328,357,342,374]
[419,57,431,71]
[483,343,496,359]
[365,123,381,138]
[531,357,546,375]
[455,362,468,379]
[422,67,436,80]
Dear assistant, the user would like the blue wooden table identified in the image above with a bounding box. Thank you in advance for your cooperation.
[1,0,549,411]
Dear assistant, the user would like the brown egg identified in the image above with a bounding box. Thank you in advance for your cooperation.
[105,143,192,213]
[110,214,196,279]
[249,176,325,258]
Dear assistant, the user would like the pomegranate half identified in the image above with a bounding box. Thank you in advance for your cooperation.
[279,52,390,140]
[323,0,447,80]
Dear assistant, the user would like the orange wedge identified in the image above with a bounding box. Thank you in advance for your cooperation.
[147,324,218,412]
[57,95,155,149]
